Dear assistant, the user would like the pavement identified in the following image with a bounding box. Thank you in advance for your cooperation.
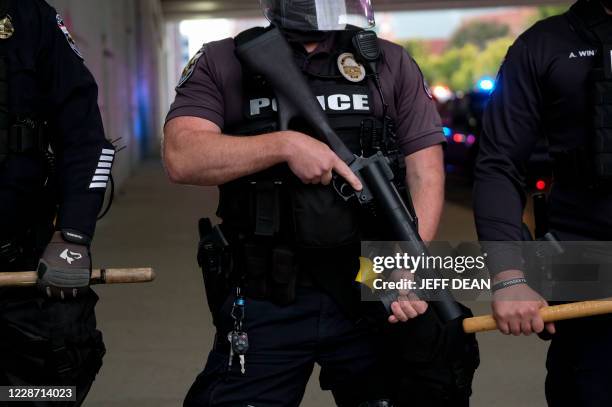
[85,161,549,407]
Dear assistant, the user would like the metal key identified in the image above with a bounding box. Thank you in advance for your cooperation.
[227,332,235,369]
[239,355,246,374]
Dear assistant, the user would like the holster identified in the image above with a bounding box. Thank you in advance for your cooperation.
[197,218,232,325]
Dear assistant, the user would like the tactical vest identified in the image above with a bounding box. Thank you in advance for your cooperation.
[561,3,612,185]
[217,28,405,253]
[0,0,48,166]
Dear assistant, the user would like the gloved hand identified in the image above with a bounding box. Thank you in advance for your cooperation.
[37,230,92,300]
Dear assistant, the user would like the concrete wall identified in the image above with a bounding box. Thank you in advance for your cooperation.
[163,21,189,121]
[47,0,165,188]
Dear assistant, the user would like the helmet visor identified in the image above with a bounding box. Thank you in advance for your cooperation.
[261,0,375,31]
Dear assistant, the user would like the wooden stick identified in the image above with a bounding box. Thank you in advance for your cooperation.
[463,298,612,333]
[0,268,156,287]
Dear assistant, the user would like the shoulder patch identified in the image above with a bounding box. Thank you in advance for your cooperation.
[57,14,83,60]
[177,45,207,88]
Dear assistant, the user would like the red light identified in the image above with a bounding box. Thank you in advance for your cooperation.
[453,133,465,143]
[536,180,546,191]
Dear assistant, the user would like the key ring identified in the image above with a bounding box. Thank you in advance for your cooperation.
[231,287,246,331]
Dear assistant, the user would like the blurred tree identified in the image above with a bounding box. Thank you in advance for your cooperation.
[402,39,427,60]
[450,21,510,49]
[526,4,571,26]
[402,37,513,92]
[401,10,524,91]
[537,4,571,20]
[401,39,442,85]
[474,37,514,79]
[438,44,480,90]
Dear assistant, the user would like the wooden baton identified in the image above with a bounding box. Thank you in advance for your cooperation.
[0,268,156,287]
[463,298,612,333]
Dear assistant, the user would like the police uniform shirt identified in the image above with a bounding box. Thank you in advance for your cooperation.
[0,0,113,241]
[166,31,445,158]
[474,0,612,272]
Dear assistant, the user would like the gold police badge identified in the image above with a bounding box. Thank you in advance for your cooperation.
[0,15,14,40]
[337,52,366,83]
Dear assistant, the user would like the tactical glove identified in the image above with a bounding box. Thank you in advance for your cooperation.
[37,230,92,299]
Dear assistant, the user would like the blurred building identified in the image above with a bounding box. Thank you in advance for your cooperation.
[461,7,536,36]
[47,0,166,189]
[164,21,189,111]
[377,13,396,41]
[421,39,450,55]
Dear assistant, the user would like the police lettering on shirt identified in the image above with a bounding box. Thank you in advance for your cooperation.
[247,86,372,118]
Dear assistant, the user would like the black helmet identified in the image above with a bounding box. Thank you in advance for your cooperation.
[260,0,375,32]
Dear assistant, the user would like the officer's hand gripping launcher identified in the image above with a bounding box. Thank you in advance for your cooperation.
[235,28,463,323]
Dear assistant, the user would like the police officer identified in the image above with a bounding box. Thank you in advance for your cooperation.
[474,0,612,405]
[0,0,113,405]
[164,0,446,405]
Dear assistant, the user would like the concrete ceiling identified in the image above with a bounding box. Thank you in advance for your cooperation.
[162,0,571,20]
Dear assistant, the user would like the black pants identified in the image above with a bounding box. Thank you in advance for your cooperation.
[545,314,612,407]
[543,229,612,406]
[381,303,478,407]
[0,253,104,407]
[184,287,389,407]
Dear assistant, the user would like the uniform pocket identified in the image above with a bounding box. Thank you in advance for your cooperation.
[290,184,360,248]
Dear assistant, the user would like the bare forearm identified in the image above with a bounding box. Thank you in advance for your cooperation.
[405,146,445,242]
[409,175,444,242]
[169,131,286,186]
[163,119,289,186]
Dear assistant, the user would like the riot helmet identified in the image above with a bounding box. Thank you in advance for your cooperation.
[260,0,375,32]
[601,0,612,11]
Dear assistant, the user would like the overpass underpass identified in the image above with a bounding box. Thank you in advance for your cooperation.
[38,0,567,405]
[162,0,570,19]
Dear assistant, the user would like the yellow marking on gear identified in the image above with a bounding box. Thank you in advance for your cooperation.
[355,257,377,289]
